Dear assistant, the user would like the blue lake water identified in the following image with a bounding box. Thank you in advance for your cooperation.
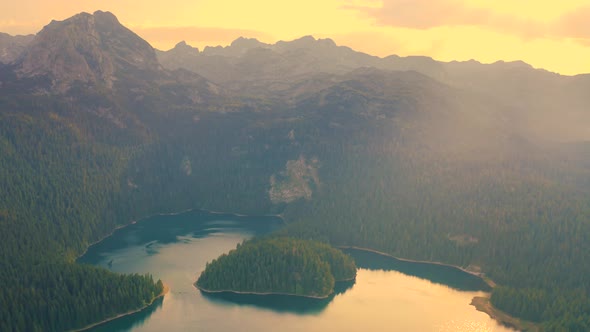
[78,210,514,332]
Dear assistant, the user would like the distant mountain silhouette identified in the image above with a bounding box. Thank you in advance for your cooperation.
[0,32,34,64]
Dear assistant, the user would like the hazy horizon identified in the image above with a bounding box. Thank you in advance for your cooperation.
[2,1,590,76]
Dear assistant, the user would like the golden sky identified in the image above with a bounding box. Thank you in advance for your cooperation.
[1,0,589,75]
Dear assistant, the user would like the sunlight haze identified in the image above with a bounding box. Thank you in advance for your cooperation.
[1,1,588,74]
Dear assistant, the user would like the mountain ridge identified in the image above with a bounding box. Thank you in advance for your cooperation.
[155,34,590,142]
[14,10,163,92]
[156,36,573,79]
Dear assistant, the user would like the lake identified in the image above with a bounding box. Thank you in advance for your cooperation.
[78,210,514,332]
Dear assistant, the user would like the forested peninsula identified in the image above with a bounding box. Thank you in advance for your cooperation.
[196,237,356,298]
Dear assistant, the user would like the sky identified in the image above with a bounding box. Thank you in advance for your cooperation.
[1,0,589,75]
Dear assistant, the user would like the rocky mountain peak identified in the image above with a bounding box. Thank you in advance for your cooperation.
[16,11,161,92]
[172,41,199,53]
[275,35,316,50]
[201,37,268,57]
[272,36,340,55]
[230,37,266,50]
[92,10,119,25]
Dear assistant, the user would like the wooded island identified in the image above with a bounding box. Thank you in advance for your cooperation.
[196,237,356,298]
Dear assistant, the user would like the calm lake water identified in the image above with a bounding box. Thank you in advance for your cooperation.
[78,210,514,332]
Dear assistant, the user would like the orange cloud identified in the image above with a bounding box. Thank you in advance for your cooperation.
[555,6,590,39]
[344,0,590,41]
[345,0,490,29]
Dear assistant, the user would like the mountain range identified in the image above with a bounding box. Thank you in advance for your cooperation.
[0,10,589,331]
[3,10,589,142]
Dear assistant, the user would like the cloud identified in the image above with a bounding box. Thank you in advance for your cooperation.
[555,6,590,40]
[343,0,590,41]
[345,0,490,29]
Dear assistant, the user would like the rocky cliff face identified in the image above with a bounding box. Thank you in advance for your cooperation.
[0,33,34,64]
[15,11,162,92]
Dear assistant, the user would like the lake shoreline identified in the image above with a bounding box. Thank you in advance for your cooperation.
[78,210,525,330]
[338,246,536,331]
[195,284,333,300]
[337,246,491,285]
[73,208,284,331]
[70,283,170,332]
[471,296,539,331]
[76,208,285,262]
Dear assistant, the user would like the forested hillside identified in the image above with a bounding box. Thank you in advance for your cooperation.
[0,95,164,331]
